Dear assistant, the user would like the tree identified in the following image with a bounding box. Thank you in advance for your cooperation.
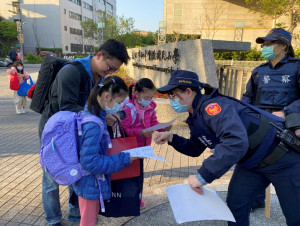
[0,20,18,41]
[245,0,300,34]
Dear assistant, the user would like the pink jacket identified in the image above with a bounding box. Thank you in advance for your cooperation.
[121,93,160,147]
[7,67,30,85]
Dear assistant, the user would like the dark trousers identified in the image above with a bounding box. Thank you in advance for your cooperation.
[227,150,300,226]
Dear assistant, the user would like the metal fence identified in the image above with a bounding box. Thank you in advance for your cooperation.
[216,65,254,99]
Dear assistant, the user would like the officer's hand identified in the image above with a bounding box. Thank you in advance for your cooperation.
[106,114,119,127]
[295,129,300,138]
[141,130,154,137]
[153,131,173,144]
[188,175,203,195]
[272,111,285,119]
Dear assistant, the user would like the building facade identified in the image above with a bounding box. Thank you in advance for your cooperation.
[161,0,297,48]
[0,0,116,55]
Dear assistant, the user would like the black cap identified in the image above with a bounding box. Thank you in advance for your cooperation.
[157,70,201,93]
[256,28,292,46]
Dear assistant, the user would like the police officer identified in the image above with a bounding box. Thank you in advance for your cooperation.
[242,28,300,211]
[153,70,300,226]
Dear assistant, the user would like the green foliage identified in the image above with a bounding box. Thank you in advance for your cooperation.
[214,48,265,61]
[0,20,18,41]
[245,0,300,32]
[294,48,300,58]
[80,20,98,40]
[24,52,43,63]
[0,41,11,57]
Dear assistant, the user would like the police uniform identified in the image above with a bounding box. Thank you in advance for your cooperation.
[158,69,300,226]
[242,55,300,114]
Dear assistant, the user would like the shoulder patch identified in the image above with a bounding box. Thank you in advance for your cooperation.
[205,103,222,116]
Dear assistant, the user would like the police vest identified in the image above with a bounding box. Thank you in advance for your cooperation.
[190,90,285,169]
[255,58,300,108]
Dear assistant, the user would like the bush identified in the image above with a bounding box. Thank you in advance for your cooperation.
[214,48,264,61]
[24,52,44,63]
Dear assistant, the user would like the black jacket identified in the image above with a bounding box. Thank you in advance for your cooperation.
[39,64,91,137]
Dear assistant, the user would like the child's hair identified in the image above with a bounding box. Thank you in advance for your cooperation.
[87,75,128,116]
[12,61,24,74]
[129,78,155,100]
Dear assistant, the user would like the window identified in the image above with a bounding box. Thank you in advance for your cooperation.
[64,9,66,14]
[83,2,93,11]
[70,27,82,35]
[65,45,68,51]
[64,26,67,31]
[84,45,93,53]
[69,11,82,21]
[82,16,93,22]
[71,43,83,52]
[173,4,182,24]
[99,0,105,4]
[69,0,81,6]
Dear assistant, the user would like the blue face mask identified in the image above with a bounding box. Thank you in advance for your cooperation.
[262,46,278,60]
[170,98,188,113]
[105,102,121,114]
[139,99,151,107]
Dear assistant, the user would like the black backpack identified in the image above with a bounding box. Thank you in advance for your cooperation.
[30,56,87,114]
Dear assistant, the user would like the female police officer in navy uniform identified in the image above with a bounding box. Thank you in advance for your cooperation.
[242,28,300,211]
[153,70,300,226]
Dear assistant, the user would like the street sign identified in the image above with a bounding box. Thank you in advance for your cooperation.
[16,21,22,32]
[19,34,24,43]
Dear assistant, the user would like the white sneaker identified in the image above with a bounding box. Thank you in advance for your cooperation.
[21,108,26,114]
[16,108,22,114]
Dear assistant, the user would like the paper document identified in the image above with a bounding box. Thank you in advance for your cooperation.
[143,118,177,132]
[166,184,235,224]
[123,146,166,162]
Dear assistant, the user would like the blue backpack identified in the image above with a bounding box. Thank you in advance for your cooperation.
[40,111,106,186]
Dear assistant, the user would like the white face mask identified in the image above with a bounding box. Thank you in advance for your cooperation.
[17,66,23,71]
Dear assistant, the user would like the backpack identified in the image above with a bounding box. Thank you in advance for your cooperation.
[40,111,105,186]
[17,76,34,96]
[30,56,88,114]
[122,97,155,125]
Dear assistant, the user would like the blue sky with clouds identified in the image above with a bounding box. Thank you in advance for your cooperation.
[116,0,164,32]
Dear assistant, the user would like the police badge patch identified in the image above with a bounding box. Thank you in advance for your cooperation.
[205,103,222,116]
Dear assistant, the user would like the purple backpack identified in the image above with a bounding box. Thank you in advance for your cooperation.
[40,111,105,186]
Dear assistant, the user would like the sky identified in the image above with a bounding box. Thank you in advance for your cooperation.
[116,0,164,32]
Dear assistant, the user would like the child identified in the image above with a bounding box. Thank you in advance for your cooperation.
[73,76,138,226]
[121,78,171,209]
[7,61,30,114]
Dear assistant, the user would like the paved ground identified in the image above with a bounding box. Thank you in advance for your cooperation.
[0,64,285,225]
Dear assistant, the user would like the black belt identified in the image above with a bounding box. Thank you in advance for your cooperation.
[256,142,289,168]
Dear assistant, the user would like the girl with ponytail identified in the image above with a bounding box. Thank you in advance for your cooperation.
[73,76,137,226]
[121,78,171,209]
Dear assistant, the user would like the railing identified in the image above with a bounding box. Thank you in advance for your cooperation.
[216,65,254,100]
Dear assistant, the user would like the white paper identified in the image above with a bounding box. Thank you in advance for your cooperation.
[123,145,166,161]
[166,184,235,224]
[143,118,177,132]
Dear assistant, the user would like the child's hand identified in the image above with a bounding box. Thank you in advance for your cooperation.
[140,130,154,137]
[153,131,173,144]
[130,157,139,163]
[106,114,119,127]
[164,125,172,131]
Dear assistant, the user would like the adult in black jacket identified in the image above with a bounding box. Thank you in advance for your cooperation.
[39,39,129,226]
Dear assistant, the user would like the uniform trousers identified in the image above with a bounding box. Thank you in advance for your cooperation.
[227,150,300,226]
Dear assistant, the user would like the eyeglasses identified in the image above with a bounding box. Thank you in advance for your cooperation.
[168,91,183,100]
[105,58,119,73]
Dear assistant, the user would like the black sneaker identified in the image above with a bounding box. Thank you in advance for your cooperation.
[250,201,265,212]
[50,223,61,226]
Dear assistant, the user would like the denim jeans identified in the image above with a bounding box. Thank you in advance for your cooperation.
[42,168,80,225]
